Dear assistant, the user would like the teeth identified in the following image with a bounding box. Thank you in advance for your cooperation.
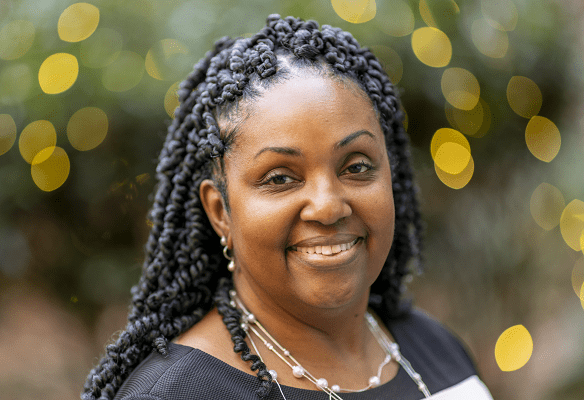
[293,238,358,255]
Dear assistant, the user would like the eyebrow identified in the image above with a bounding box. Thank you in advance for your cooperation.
[253,130,376,160]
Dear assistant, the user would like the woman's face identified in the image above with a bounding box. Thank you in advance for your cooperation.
[205,74,395,314]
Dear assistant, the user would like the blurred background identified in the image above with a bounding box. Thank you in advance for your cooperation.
[1,0,583,399]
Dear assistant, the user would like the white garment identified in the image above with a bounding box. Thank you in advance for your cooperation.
[427,375,494,400]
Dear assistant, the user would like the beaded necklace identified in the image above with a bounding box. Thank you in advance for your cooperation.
[230,290,432,399]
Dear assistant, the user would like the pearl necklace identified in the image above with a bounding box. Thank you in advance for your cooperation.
[229,290,432,399]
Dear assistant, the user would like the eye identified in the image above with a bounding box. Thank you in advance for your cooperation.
[344,160,373,175]
[262,173,295,185]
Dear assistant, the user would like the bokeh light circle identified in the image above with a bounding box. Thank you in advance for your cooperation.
[481,0,518,31]
[525,116,561,162]
[412,27,452,68]
[507,76,543,119]
[58,2,100,42]
[18,120,57,164]
[441,67,480,110]
[145,39,189,81]
[572,258,584,299]
[38,53,79,94]
[495,325,533,371]
[560,199,584,252]
[331,0,377,24]
[164,81,181,118]
[430,128,470,160]
[31,146,70,192]
[434,142,471,175]
[529,183,565,231]
[471,18,509,59]
[445,97,491,138]
[377,0,414,37]
[102,51,145,92]
[0,20,35,60]
[0,114,18,156]
[67,107,108,151]
[434,154,474,189]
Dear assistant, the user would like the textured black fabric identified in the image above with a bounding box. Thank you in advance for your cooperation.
[113,308,479,400]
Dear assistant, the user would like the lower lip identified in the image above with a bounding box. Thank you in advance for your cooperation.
[287,238,363,269]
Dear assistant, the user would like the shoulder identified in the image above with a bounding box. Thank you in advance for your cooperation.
[386,307,480,392]
[113,343,194,400]
[113,343,266,400]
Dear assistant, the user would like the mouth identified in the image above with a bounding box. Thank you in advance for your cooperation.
[287,237,364,269]
[289,237,360,255]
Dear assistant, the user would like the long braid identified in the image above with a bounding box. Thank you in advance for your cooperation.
[82,14,424,400]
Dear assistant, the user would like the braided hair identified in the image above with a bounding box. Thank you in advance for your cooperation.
[82,14,424,400]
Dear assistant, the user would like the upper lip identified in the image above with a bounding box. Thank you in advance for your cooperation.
[290,233,361,248]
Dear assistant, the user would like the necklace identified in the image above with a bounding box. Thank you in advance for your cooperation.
[230,290,432,399]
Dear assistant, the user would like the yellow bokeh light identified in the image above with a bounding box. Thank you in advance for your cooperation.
[507,76,543,119]
[58,2,100,42]
[445,97,491,138]
[38,53,79,94]
[434,142,471,175]
[471,18,509,59]
[331,0,376,24]
[79,27,122,68]
[430,128,470,160]
[411,27,452,68]
[581,231,584,255]
[0,63,33,105]
[441,68,480,111]
[419,0,437,28]
[580,283,584,310]
[67,107,108,151]
[419,0,460,29]
[145,39,189,81]
[0,114,17,156]
[102,51,145,92]
[377,0,414,37]
[560,200,584,251]
[481,0,518,32]
[18,120,57,164]
[572,258,584,299]
[369,45,403,85]
[31,146,70,192]
[0,20,35,60]
[435,154,474,189]
[164,81,181,118]
[529,183,565,231]
[525,116,561,163]
[495,325,533,371]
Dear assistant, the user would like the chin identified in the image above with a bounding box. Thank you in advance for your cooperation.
[299,279,363,310]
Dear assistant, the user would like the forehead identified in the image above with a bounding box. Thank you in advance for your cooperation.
[226,75,383,155]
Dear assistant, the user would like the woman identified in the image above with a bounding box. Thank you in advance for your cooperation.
[83,14,494,400]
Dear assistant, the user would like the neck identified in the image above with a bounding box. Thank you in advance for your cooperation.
[232,280,374,366]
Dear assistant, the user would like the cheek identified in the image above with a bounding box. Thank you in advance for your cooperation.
[230,192,294,253]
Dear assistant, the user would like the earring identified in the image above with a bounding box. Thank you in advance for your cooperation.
[221,236,236,272]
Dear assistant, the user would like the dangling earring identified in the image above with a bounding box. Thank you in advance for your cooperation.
[221,236,236,272]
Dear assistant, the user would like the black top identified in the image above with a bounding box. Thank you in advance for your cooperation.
[113,308,487,400]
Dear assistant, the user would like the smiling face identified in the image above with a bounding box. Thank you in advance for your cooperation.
[201,72,395,317]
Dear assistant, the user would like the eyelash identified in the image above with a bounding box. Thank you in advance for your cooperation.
[261,160,374,186]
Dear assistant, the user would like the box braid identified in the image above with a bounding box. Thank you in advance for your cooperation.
[82,14,424,400]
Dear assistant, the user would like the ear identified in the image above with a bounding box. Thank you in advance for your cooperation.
[199,179,231,246]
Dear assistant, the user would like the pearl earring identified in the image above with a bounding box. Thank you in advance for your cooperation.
[221,236,235,272]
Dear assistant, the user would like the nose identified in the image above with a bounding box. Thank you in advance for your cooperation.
[299,174,352,225]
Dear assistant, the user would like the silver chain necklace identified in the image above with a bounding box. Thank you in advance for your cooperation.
[229,290,432,399]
